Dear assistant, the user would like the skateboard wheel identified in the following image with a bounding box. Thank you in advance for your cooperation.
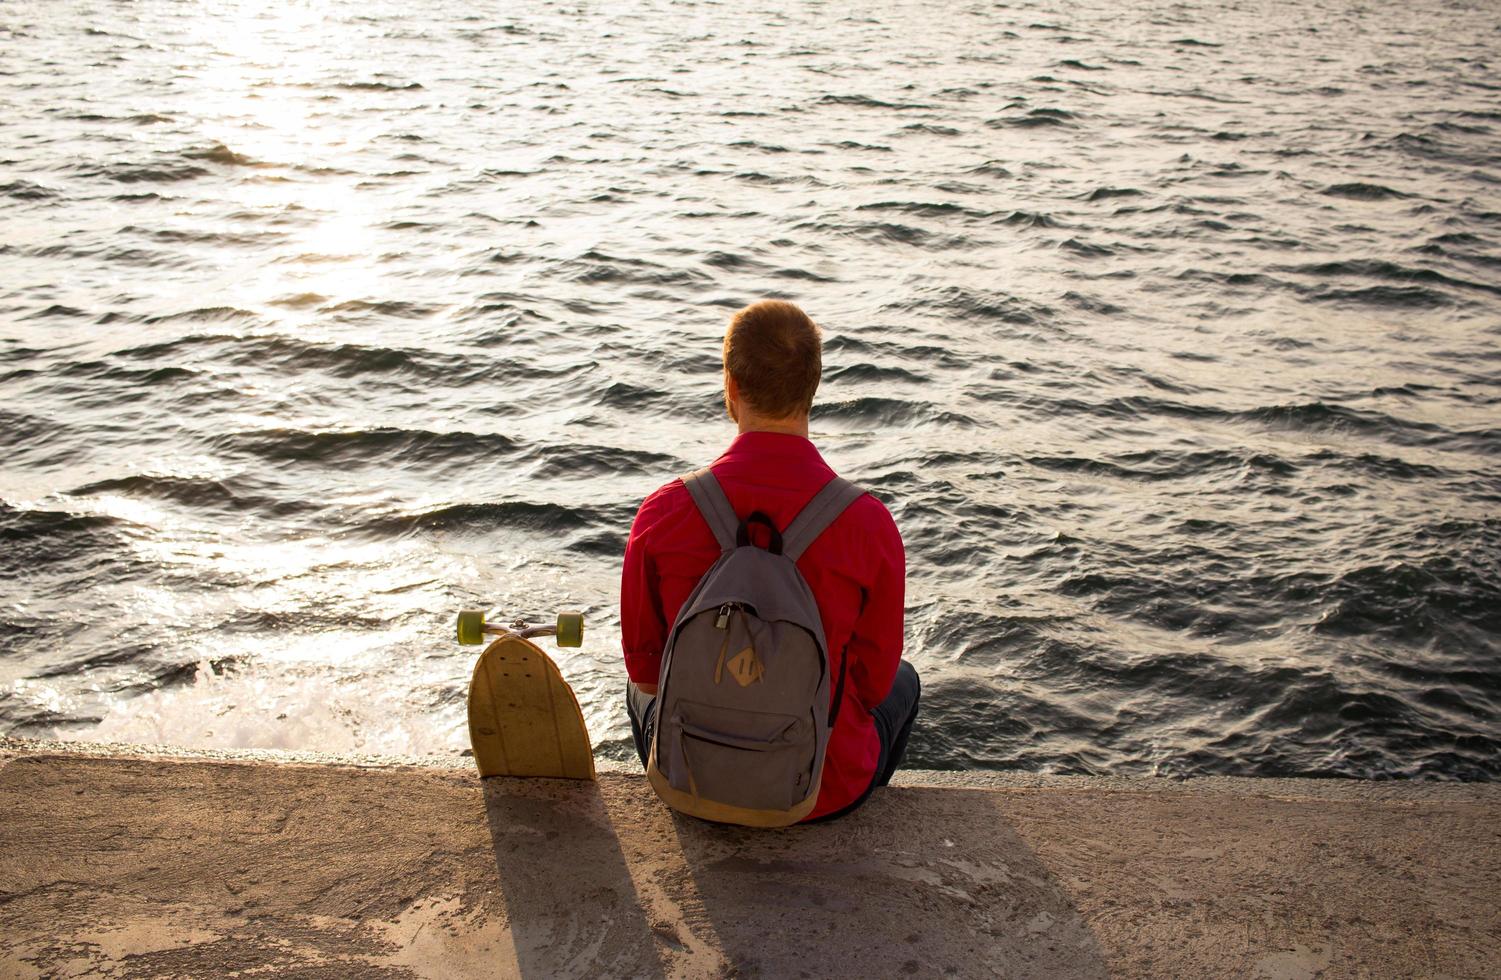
[457,610,487,645]
[556,611,583,648]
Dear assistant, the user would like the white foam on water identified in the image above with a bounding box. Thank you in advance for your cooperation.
[42,615,632,758]
[57,660,470,756]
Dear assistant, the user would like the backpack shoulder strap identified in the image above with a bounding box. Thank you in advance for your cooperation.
[681,467,737,552]
[782,476,867,562]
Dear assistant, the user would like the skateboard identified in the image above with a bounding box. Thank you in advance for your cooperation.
[457,609,596,781]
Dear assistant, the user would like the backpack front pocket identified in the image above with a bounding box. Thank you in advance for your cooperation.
[668,701,813,811]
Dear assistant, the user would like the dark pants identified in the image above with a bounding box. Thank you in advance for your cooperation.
[625,660,921,821]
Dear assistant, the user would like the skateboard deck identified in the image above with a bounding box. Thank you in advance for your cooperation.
[467,633,596,780]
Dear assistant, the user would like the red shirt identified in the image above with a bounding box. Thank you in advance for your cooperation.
[620,431,906,820]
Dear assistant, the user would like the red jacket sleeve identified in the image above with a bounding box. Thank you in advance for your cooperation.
[620,484,673,684]
[844,497,906,709]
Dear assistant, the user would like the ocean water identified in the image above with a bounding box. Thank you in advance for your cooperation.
[2,0,1498,778]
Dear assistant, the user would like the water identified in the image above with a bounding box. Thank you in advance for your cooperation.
[2,0,1498,779]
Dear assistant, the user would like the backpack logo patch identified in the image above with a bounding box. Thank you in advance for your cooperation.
[726,646,764,687]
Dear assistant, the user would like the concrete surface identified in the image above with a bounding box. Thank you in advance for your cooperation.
[0,738,1497,978]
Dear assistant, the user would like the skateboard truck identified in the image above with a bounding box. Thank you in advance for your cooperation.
[457,610,584,648]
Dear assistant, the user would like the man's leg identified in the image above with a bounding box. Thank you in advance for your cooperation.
[871,660,920,786]
[805,660,921,823]
[625,682,656,769]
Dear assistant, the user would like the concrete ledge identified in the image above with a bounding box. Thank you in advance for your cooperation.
[1,738,1497,978]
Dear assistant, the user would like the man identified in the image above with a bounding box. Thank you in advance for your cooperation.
[620,299,920,822]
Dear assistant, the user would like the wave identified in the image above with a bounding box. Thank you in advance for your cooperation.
[813,396,976,428]
[1,180,57,200]
[0,502,144,582]
[337,80,424,91]
[594,381,678,411]
[1044,519,1501,688]
[727,170,822,187]
[71,360,197,385]
[814,94,934,110]
[1279,258,1501,297]
[120,225,284,247]
[95,164,209,184]
[354,499,634,539]
[1321,182,1411,201]
[1301,448,1445,481]
[212,427,522,467]
[0,501,125,546]
[1025,448,1297,483]
[987,107,1078,128]
[140,307,261,325]
[1142,87,1249,104]
[0,689,100,736]
[69,474,319,518]
[319,299,446,319]
[1323,521,1500,629]
[964,161,1013,178]
[1304,284,1456,309]
[823,363,930,384]
[1060,237,1114,257]
[822,140,892,152]
[1062,291,1128,317]
[183,143,269,168]
[855,200,987,218]
[19,304,90,321]
[899,283,1058,327]
[1230,401,1449,443]
[792,219,966,249]
[0,407,53,443]
[521,444,684,479]
[1000,393,1468,451]
[116,333,469,380]
[772,266,836,282]
[1178,265,1472,309]
[821,334,971,368]
[551,250,711,287]
[998,210,1060,228]
[899,123,960,136]
[109,192,172,203]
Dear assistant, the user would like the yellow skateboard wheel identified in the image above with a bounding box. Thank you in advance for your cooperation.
[457,610,486,645]
[556,611,583,647]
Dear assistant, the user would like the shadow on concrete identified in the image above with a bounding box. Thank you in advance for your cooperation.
[665,783,1112,978]
[483,777,664,979]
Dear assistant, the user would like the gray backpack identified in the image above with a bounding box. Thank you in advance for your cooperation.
[646,467,867,826]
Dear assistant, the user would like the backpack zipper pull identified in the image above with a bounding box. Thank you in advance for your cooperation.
[715,603,733,630]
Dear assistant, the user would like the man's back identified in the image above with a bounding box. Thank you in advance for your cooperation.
[621,430,905,819]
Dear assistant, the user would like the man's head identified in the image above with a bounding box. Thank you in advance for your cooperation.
[722,300,822,431]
